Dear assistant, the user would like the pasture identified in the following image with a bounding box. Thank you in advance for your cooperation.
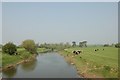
[37,48,52,53]
[61,47,118,78]
[2,48,50,67]
[2,48,32,67]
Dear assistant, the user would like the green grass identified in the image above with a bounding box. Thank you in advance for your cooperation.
[2,48,32,67]
[37,48,52,53]
[2,48,50,67]
[61,47,118,78]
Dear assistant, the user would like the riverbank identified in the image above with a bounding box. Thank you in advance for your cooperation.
[1,48,52,71]
[2,54,37,71]
[58,47,118,78]
[37,48,53,53]
[1,48,38,71]
[58,51,92,78]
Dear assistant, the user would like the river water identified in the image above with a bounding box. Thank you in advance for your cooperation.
[2,52,79,78]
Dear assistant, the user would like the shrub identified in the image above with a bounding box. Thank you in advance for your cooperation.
[104,44,109,47]
[104,65,111,71]
[22,39,37,54]
[2,42,17,55]
[115,43,120,48]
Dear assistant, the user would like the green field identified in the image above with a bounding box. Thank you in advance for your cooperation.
[37,48,52,53]
[60,47,118,78]
[2,48,32,67]
[2,48,50,67]
[1,46,119,78]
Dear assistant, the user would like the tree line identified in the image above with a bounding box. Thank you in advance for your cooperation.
[72,41,87,47]
[2,40,37,55]
[1,39,120,55]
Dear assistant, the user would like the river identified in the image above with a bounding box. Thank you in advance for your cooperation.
[2,52,79,78]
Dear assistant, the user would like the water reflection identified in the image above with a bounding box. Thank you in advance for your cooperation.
[2,53,79,78]
[20,59,37,72]
[3,67,17,78]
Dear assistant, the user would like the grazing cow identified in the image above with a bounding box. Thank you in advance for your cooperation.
[14,52,19,55]
[73,50,76,54]
[95,49,99,51]
[75,51,78,55]
[73,50,82,55]
[72,50,78,55]
[77,50,81,54]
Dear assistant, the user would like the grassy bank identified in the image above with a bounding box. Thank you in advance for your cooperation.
[2,48,51,68]
[2,48,33,68]
[37,48,52,53]
[59,47,118,78]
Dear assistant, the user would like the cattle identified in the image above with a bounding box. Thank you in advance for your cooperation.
[75,51,78,55]
[97,49,99,51]
[73,50,76,54]
[77,50,81,54]
[72,50,82,55]
[95,49,99,51]
[14,52,19,55]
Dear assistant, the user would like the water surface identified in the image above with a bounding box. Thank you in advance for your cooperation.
[3,52,79,78]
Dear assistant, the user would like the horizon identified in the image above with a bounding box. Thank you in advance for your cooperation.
[0,40,117,46]
[1,2,118,45]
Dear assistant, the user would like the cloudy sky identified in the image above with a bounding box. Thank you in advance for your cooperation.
[1,1,118,45]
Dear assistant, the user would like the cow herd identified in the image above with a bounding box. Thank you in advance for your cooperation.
[72,48,104,55]
[94,48,104,51]
[71,48,105,56]
[72,50,82,55]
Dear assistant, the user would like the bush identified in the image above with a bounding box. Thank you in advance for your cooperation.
[2,42,17,55]
[115,43,120,48]
[22,39,37,54]
[104,44,109,47]
[104,65,111,71]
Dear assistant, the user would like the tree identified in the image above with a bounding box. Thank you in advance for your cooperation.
[2,42,17,55]
[22,40,37,54]
[79,41,87,47]
[83,41,87,47]
[0,44,2,48]
[104,44,109,47]
[79,42,83,47]
[115,43,120,48]
[65,42,71,48]
[36,43,39,48]
[72,41,76,47]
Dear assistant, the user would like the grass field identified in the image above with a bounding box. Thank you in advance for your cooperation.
[60,47,118,78]
[2,48,32,67]
[37,48,52,53]
[1,47,119,78]
[2,48,50,67]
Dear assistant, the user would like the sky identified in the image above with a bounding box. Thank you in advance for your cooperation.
[0,2,2,45]
[1,0,119,2]
[1,2,118,45]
